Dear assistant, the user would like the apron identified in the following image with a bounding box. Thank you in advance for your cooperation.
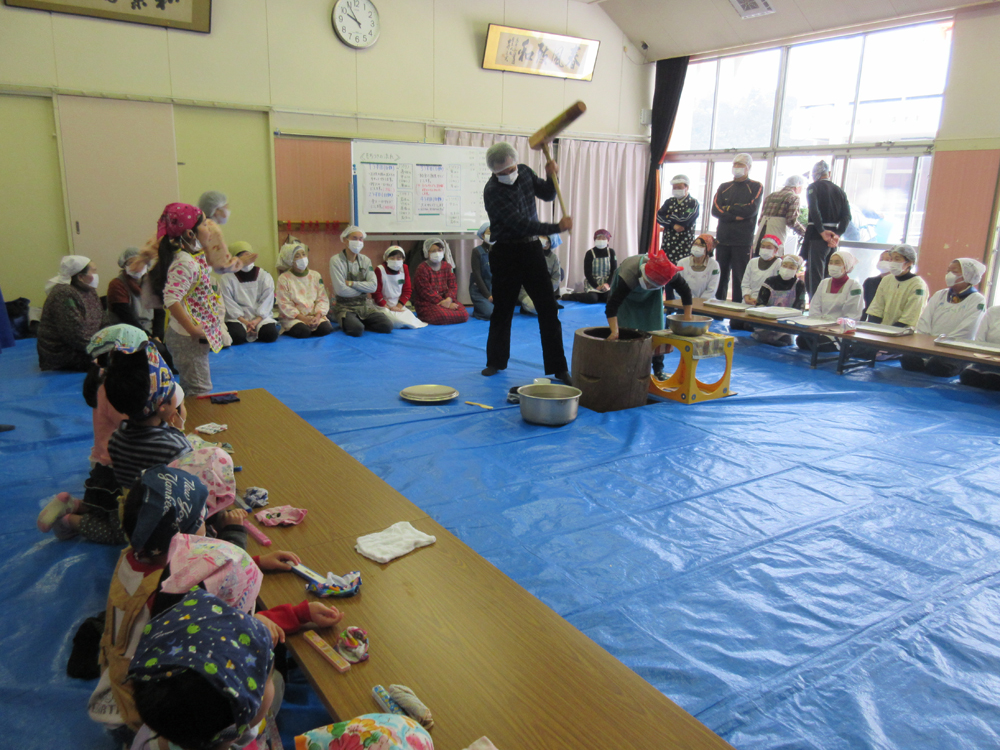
[754,216,789,252]
[753,285,797,345]
[609,259,664,332]
[586,252,612,293]
[333,251,378,323]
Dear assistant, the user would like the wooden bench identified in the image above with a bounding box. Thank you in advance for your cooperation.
[667,299,1000,375]
[187,389,735,750]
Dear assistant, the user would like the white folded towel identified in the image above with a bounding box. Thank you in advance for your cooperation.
[355,521,436,563]
[463,739,499,750]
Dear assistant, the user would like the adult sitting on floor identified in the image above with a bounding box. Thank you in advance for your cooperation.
[961,304,1000,390]
[468,223,494,320]
[218,242,278,344]
[902,257,987,377]
[517,234,562,315]
[413,238,469,326]
[37,255,103,372]
[275,240,333,339]
[562,229,618,304]
[329,226,393,337]
[374,246,427,329]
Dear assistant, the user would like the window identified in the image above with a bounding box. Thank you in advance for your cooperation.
[664,20,953,251]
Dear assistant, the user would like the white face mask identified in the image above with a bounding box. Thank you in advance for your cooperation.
[215,208,230,225]
[876,260,893,274]
[733,166,747,178]
[127,267,146,280]
[242,262,255,272]
[828,264,845,279]
[759,247,775,261]
[779,266,797,281]
[945,271,961,287]
[87,273,100,289]
[887,261,905,276]
[672,188,687,198]
[294,257,309,271]
[429,251,444,263]
[497,170,518,185]
[540,241,550,251]
[348,240,364,254]
[691,245,706,258]
[482,234,492,246]
[594,239,608,250]
[387,259,403,271]
[637,272,655,291]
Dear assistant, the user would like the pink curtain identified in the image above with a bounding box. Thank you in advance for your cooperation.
[560,139,649,291]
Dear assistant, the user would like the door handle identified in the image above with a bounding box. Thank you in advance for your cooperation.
[75,221,80,235]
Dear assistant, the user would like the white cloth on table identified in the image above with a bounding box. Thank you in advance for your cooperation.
[809,277,864,320]
[915,288,986,339]
[355,522,436,563]
[677,254,720,300]
[463,739,500,750]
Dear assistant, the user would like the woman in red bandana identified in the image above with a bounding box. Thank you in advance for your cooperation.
[605,247,694,380]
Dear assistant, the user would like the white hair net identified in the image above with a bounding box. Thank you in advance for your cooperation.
[118,247,140,269]
[734,153,753,168]
[277,240,308,272]
[784,175,806,189]
[956,257,987,285]
[670,174,690,186]
[486,142,518,173]
[198,191,227,218]
[340,225,367,242]
[384,245,405,261]
[891,244,917,265]
[780,254,804,271]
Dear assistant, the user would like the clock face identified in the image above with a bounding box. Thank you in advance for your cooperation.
[332,0,381,49]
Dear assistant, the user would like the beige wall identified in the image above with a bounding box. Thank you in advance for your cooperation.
[0,95,69,302]
[0,0,652,140]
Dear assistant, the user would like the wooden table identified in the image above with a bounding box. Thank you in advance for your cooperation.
[667,299,1000,375]
[187,390,735,750]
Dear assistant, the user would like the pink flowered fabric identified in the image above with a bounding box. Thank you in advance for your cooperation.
[161,533,263,614]
[163,251,226,352]
[169,446,236,516]
[157,202,202,240]
[254,505,308,527]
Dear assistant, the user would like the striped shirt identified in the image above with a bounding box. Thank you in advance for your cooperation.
[107,421,192,490]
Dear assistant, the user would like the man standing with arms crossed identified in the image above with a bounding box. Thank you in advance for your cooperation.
[713,153,763,302]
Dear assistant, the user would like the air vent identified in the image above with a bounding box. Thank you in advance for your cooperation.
[729,0,775,20]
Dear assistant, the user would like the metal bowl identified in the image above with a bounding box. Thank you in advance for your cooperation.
[516,384,582,426]
[666,313,712,337]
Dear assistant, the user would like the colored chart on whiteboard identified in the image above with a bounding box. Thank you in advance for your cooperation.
[416,164,445,215]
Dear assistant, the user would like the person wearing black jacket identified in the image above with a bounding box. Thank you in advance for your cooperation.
[802,160,851,297]
[563,229,618,304]
[712,154,763,301]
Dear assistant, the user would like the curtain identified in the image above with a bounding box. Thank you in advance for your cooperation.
[638,56,689,256]
[560,139,650,291]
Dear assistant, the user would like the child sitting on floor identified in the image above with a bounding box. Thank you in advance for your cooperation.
[752,255,806,347]
[91,466,339,744]
[128,589,281,750]
[37,325,146,544]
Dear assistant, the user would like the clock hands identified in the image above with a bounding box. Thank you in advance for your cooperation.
[343,4,361,27]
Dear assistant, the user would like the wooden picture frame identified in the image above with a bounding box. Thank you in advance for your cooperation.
[482,23,599,81]
[4,0,212,34]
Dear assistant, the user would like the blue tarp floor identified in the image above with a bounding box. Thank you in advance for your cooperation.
[3,301,1000,749]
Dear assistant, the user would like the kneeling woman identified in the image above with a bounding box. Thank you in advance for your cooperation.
[374,246,427,329]
[752,254,806,346]
[605,248,692,380]
[413,238,469,325]
[275,241,333,338]
[218,242,278,344]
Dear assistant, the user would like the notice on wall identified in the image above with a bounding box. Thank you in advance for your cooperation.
[416,164,445,215]
[363,163,397,215]
[398,163,413,191]
[398,192,414,222]
[446,196,461,228]
[446,164,462,192]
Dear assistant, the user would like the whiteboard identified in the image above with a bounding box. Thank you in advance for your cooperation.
[351,140,492,234]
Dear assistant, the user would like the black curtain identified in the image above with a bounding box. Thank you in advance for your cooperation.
[638,56,689,255]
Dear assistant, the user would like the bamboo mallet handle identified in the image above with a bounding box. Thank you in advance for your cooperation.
[540,142,568,218]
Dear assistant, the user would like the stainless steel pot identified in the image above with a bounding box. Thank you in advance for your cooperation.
[666,313,712,337]
[516,384,582,426]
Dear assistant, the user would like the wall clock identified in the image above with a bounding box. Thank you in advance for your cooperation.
[332,0,381,49]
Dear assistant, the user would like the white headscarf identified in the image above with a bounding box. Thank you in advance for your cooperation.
[340,225,367,241]
[383,245,405,261]
[277,241,308,272]
[46,255,90,294]
[956,257,987,285]
[830,249,858,274]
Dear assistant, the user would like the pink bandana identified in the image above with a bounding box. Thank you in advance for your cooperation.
[161,534,263,614]
[169,446,236,517]
[254,505,308,527]
[157,202,202,240]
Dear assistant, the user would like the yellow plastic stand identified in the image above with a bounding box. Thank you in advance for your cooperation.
[648,331,735,404]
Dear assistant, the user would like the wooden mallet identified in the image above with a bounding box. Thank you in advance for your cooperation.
[528,101,587,218]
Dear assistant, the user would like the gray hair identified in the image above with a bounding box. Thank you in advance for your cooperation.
[198,190,227,218]
[784,175,806,189]
[486,142,518,172]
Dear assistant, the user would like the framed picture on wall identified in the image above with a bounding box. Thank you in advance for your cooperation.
[483,24,599,81]
[4,0,212,33]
